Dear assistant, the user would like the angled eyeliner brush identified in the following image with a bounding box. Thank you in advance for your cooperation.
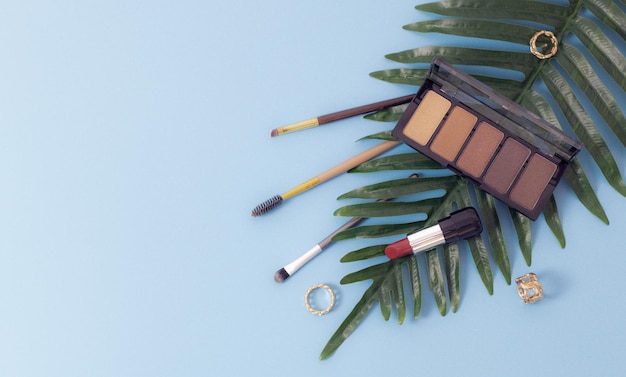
[251,140,400,217]
[275,173,419,282]
[270,94,414,137]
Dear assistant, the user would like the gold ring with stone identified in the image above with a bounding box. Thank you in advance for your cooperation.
[530,30,558,59]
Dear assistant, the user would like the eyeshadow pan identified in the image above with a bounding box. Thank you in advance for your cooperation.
[401,90,451,146]
[456,122,504,178]
[483,138,531,194]
[509,154,557,211]
[430,106,477,162]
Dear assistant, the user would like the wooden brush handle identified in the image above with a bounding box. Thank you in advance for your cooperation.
[317,94,414,125]
[317,141,400,182]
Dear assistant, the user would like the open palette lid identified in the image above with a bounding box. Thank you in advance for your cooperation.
[428,57,582,161]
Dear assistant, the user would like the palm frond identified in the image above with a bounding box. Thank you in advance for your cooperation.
[321,0,626,360]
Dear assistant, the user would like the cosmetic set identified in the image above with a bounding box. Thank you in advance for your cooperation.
[257,57,583,282]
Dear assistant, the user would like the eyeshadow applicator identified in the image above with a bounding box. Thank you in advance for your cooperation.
[385,207,482,260]
[270,94,414,137]
[274,174,419,282]
[251,140,400,216]
[274,214,366,283]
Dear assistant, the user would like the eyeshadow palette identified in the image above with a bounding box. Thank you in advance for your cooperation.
[392,58,583,220]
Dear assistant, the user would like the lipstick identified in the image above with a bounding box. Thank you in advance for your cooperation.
[385,207,482,259]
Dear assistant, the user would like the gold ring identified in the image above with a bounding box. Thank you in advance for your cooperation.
[516,273,543,303]
[530,30,558,59]
[304,283,335,315]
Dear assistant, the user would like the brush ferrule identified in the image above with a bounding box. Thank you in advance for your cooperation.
[275,118,320,136]
[281,177,320,200]
[284,244,323,275]
[407,224,445,254]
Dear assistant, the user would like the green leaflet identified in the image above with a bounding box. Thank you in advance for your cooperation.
[321,271,388,360]
[385,46,538,76]
[425,248,447,315]
[473,187,511,285]
[369,68,429,86]
[337,175,459,200]
[583,0,626,45]
[571,16,626,90]
[564,159,609,224]
[320,257,419,360]
[340,244,387,262]
[466,235,494,295]
[557,43,626,148]
[520,90,609,224]
[543,195,566,248]
[349,153,444,172]
[333,221,427,242]
[370,67,524,98]
[416,0,569,26]
[541,64,626,196]
[408,254,422,318]
[404,19,538,46]
[443,243,460,312]
[453,188,494,294]
[509,208,532,266]
[392,263,407,322]
[363,104,409,122]
[334,197,445,218]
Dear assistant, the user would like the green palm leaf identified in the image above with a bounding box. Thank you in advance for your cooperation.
[321,0,626,359]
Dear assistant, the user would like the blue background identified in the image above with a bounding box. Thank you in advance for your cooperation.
[2,1,625,376]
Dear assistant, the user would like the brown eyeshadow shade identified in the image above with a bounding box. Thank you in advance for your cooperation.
[456,122,504,178]
[509,154,557,211]
[402,90,451,146]
[430,106,477,162]
[483,138,531,194]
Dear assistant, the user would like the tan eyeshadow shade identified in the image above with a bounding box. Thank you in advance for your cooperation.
[430,106,477,162]
[456,122,504,178]
[483,138,531,194]
[509,154,557,211]
[402,90,451,146]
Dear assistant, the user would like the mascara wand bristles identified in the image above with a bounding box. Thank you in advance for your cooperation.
[251,195,283,217]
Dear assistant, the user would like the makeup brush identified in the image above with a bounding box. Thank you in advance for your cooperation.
[251,140,400,217]
[385,207,483,260]
[274,173,420,283]
[274,215,365,283]
[270,94,414,137]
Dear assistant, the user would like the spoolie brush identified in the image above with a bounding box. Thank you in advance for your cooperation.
[251,195,283,217]
[270,94,414,137]
[251,140,400,217]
